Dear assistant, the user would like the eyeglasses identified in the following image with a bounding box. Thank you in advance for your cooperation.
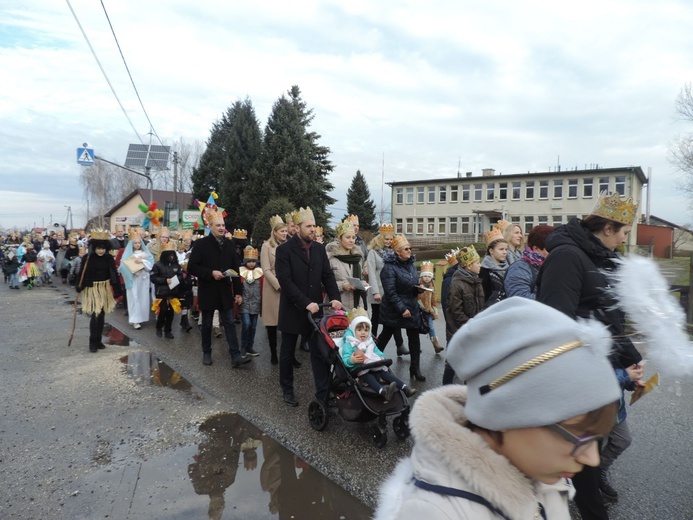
[546,423,603,458]
[402,247,412,251]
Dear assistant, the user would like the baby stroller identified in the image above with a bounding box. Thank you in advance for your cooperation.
[307,308,411,448]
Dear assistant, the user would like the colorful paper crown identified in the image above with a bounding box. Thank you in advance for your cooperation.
[391,234,410,251]
[347,307,369,324]
[315,226,323,235]
[445,247,460,265]
[347,214,359,225]
[270,215,285,230]
[335,220,355,237]
[202,205,226,227]
[483,224,505,247]
[243,246,258,260]
[232,229,248,240]
[588,191,639,226]
[420,261,434,277]
[292,207,315,225]
[89,229,110,241]
[457,245,481,267]
[379,223,395,234]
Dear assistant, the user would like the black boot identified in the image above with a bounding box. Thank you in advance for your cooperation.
[410,366,426,382]
[270,346,278,365]
[397,344,410,356]
[180,314,192,332]
[599,468,618,501]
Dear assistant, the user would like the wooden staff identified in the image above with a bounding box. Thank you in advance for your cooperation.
[68,253,91,346]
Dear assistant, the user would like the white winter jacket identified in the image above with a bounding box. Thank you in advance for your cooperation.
[373,386,574,520]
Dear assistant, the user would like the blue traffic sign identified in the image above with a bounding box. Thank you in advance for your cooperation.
[77,147,95,165]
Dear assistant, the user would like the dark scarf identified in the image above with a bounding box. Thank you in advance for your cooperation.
[521,246,545,270]
[335,251,362,308]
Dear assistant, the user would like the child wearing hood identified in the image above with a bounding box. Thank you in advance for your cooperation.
[342,308,416,400]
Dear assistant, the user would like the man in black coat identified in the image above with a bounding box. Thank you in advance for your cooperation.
[275,207,342,407]
[187,211,249,367]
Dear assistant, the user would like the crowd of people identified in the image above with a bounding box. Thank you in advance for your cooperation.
[0,190,648,519]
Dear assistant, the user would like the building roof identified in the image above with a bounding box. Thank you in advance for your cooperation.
[645,215,693,234]
[104,189,194,217]
[387,166,648,187]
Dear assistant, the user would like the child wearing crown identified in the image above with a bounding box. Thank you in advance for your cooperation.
[417,261,443,354]
[342,308,417,400]
[239,245,263,357]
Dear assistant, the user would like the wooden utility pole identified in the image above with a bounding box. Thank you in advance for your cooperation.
[173,151,178,206]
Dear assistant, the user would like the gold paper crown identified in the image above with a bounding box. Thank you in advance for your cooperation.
[335,220,355,237]
[347,307,369,324]
[243,246,259,260]
[202,206,223,227]
[588,191,639,226]
[270,215,285,230]
[89,229,110,241]
[420,261,434,276]
[161,241,177,252]
[457,245,481,267]
[347,214,359,225]
[379,223,395,234]
[158,226,171,238]
[445,247,460,265]
[182,230,193,240]
[232,229,248,240]
[285,211,296,225]
[128,228,140,240]
[315,226,323,235]
[292,207,315,225]
[391,234,410,251]
[483,224,505,247]
[496,219,510,232]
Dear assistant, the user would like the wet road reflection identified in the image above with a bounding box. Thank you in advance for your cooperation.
[189,412,373,519]
[120,351,193,392]
[104,322,140,346]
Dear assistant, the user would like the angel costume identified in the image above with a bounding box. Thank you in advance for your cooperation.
[118,241,154,326]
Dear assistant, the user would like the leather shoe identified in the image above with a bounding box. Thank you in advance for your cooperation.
[202,352,213,365]
[164,332,174,339]
[396,344,410,356]
[156,328,163,338]
[410,367,426,382]
[283,394,299,407]
[97,343,106,350]
[245,348,260,357]
[231,356,252,368]
[213,326,222,338]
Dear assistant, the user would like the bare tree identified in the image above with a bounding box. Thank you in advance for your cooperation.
[673,223,693,255]
[80,161,141,228]
[173,137,203,195]
[670,83,693,200]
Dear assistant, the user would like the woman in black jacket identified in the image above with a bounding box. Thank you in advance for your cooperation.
[150,242,183,339]
[377,234,427,381]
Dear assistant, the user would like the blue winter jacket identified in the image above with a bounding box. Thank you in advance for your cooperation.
[614,367,636,423]
[504,259,539,300]
[379,250,421,330]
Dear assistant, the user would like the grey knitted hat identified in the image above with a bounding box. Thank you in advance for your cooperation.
[446,297,621,430]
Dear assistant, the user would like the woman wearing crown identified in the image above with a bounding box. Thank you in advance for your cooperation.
[326,219,365,310]
[536,191,644,519]
[261,215,289,365]
[118,228,154,330]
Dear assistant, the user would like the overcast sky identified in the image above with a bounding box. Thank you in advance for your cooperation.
[1,0,693,231]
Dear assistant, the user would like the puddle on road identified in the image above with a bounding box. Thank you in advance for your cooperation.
[186,412,373,519]
[103,323,139,346]
[120,351,192,392]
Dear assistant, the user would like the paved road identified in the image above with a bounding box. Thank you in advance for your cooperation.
[1,281,692,519]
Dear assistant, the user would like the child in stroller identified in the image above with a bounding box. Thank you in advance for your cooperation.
[342,308,417,400]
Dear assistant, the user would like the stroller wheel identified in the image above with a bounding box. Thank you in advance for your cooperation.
[373,424,388,449]
[308,400,329,431]
[393,415,410,440]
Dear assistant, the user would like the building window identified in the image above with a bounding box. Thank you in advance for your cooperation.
[498,182,508,201]
[396,188,403,204]
[525,181,535,200]
[416,218,424,234]
[396,219,403,234]
[405,218,413,234]
[538,215,549,226]
[428,186,435,203]
[438,218,446,234]
[439,186,447,203]
[486,183,495,201]
[599,177,609,194]
[460,217,470,234]
[568,179,578,198]
[416,186,424,204]
[474,184,483,202]
[524,215,534,234]
[449,217,458,234]
[426,218,434,234]
[511,215,521,225]
[539,180,548,199]
[552,215,562,226]
[553,180,563,199]
[583,178,593,198]
[512,182,521,200]
[450,185,458,203]
[406,187,414,204]
[567,215,578,222]
[615,176,626,195]
[462,185,470,202]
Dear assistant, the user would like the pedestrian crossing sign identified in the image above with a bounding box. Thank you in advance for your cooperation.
[77,147,95,165]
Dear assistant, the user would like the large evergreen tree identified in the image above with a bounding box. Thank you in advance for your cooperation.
[244,86,336,225]
[251,197,296,246]
[345,170,377,232]
[218,98,262,234]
